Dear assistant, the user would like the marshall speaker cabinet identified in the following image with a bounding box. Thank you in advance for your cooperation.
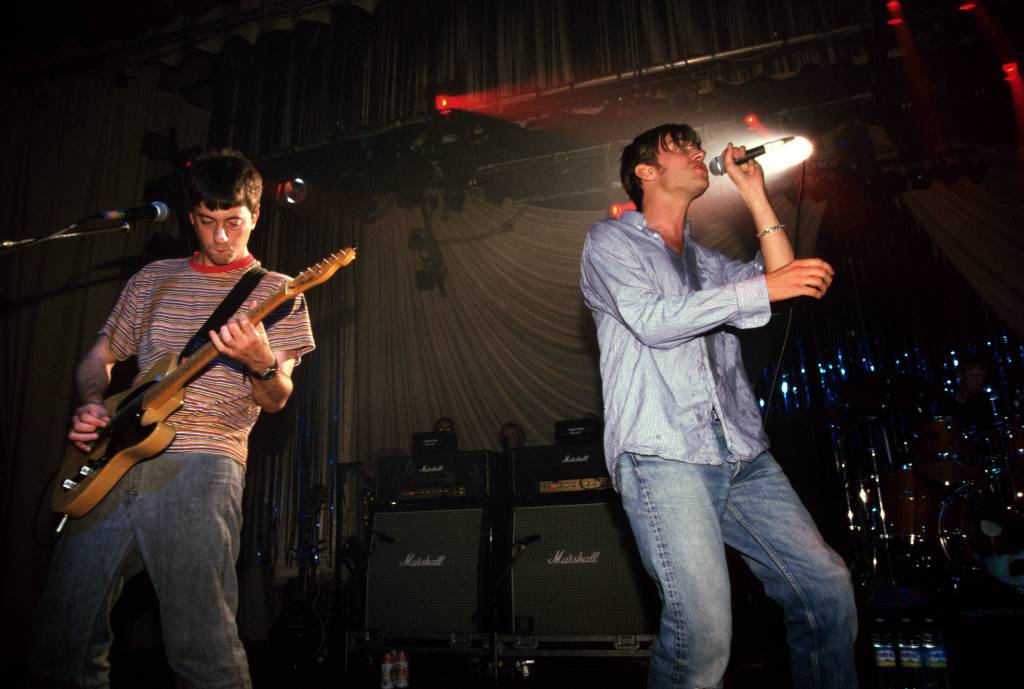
[365,506,488,638]
[508,499,659,637]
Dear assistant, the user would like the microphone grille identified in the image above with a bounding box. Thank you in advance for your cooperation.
[708,156,726,176]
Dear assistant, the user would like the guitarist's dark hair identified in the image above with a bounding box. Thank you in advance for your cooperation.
[185,148,263,214]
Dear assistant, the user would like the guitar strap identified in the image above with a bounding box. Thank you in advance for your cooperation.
[178,266,268,361]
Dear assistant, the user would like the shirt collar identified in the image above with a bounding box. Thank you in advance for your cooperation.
[618,210,691,243]
[189,253,257,274]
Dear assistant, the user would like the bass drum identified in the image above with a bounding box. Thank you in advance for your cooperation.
[938,475,1024,591]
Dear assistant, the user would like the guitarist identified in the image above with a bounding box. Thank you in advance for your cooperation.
[31,149,315,689]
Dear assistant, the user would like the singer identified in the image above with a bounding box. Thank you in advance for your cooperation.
[580,124,855,689]
[29,150,316,689]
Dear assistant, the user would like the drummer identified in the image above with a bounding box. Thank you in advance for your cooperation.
[934,356,996,428]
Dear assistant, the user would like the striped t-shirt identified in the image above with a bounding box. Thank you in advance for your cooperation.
[102,254,315,466]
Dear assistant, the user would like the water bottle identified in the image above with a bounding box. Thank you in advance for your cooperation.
[896,617,924,689]
[394,649,409,688]
[380,650,395,689]
[921,618,950,689]
[871,617,898,689]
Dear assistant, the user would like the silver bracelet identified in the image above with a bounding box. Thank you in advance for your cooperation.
[756,223,786,239]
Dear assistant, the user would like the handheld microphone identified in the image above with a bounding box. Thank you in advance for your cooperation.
[708,137,795,176]
[95,201,170,222]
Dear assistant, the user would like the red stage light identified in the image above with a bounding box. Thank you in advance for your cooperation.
[744,113,759,126]
[958,3,976,10]
[435,95,450,111]
[887,17,904,25]
[886,1,901,11]
[1004,62,1019,75]
[608,201,636,219]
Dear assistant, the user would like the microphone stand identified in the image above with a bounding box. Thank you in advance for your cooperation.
[1,218,133,255]
[471,538,537,624]
[472,537,538,687]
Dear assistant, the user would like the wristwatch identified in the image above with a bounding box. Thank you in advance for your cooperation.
[250,360,279,381]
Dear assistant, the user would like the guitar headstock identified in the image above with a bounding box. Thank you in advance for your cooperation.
[288,247,357,292]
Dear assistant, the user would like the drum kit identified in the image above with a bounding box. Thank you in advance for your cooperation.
[826,372,1024,593]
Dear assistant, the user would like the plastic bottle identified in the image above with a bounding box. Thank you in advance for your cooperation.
[380,650,395,689]
[394,649,409,688]
[896,617,923,689]
[921,618,950,689]
[871,617,898,689]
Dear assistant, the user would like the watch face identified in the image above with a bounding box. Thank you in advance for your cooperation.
[254,362,278,380]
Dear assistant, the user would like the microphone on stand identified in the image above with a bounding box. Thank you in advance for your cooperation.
[94,201,170,222]
[708,137,795,176]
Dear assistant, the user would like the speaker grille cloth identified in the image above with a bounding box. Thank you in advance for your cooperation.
[511,501,657,634]
[365,508,483,636]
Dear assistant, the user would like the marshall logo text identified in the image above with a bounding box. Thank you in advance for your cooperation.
[547,550,601,565]
[561,454,590,464]
[399,553,447,567]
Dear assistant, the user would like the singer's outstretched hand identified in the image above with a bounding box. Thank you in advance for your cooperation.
[765,258,834,302]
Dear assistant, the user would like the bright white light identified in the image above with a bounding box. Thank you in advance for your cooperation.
[762,136,813,173]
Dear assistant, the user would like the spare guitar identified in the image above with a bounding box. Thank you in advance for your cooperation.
[51,248,357,518]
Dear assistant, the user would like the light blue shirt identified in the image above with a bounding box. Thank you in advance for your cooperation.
[580,210,772,488]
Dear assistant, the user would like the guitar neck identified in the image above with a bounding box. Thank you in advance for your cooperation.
[141,282,296,411]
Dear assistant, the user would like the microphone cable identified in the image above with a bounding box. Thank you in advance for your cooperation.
[761,160,807,429]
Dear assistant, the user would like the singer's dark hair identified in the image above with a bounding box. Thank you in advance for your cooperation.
[620,124,702,210]
[185,148,263,214]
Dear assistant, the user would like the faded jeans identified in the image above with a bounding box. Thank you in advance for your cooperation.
[616,425,858,689]
[31,452,251,689]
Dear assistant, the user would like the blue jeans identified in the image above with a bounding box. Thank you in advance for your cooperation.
[616,429,857,689]
[31,452,251,689]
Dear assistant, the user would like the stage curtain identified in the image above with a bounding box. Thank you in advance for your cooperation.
[347,190,826,460]
[899,158,1024,339]
[0,66,210,654]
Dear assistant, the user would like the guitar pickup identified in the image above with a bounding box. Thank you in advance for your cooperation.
[79,466,94,476]
[62,479,79,491]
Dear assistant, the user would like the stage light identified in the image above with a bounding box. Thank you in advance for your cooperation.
[435,94,452,114]
[774,137,814,169]
[886,1,904,25]
[608,201,636,219]
[275,178,307,205]
[958,3,976,10]
[1003,62,1019,76]
[743,113,759,128]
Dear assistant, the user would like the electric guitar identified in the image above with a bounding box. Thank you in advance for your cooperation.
[51,248,357,518]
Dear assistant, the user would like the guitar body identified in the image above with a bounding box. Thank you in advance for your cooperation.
[51,247,356,519]
[52,353,183,517]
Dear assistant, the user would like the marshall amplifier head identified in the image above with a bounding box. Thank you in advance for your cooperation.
[512,444,610,497]
[376,452,493,504]
[554,417,603,445]
[411,431,458,456]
